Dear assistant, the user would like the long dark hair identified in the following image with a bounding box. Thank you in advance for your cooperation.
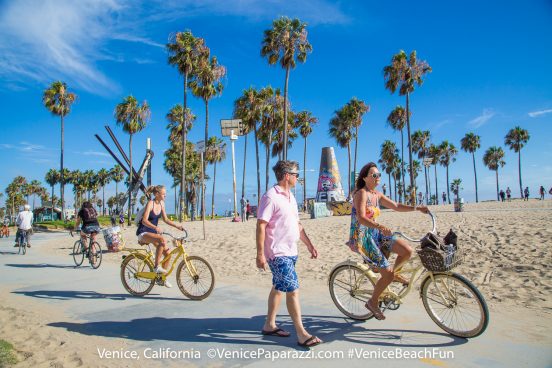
[355,162,378,192]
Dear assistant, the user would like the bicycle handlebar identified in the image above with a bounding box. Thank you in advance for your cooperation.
[162,230,188,241]
[392,211,436,243]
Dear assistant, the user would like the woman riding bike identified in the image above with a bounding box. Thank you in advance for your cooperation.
[348,162,429,320]
[136,185,185,288]
[74,201,101,252]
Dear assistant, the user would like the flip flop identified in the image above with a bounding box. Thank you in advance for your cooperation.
[365,302,386,320]
[261,328,290,337]
[297,335,322,348]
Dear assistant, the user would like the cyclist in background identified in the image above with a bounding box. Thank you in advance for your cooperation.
[74,201,101,253]
[15,204,33,248]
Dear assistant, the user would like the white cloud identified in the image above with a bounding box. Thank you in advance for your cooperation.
[468,109,496,128]
[80,150,111,158]
[528,109,552,118]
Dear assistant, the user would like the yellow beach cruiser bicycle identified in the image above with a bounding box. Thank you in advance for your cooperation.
[329,212,489,338]
[120,230,215,300]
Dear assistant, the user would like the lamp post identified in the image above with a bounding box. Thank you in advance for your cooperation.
[220,119,244,222]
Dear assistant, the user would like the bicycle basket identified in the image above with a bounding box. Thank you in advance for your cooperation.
[416,244,463,272]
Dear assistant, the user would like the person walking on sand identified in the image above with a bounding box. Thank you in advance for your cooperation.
[442,192,447,205]
[256,160,322,348]
[524,187,530,201]
[506,187,512,201]
[382,183,387,196]
[539,186,545,200]
[500,190,506,202]
[240,195,247,222]
[246,200,251,221]
[347,162,429,320]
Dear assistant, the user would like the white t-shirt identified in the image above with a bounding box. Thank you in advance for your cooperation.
[16,210,33,230]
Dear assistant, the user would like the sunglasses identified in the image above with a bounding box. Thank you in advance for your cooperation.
[370,173,382,179]
[286,172,299,178]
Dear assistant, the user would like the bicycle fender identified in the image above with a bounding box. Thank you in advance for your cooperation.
[327,259,370,285]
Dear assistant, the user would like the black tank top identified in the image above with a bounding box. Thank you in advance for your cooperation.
[136,202,162,235]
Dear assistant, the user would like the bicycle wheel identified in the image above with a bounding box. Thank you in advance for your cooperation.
[22,240,27,255]
[176,256,215,300]
[329,264,375,320]
[120,253,155,296]
[72,240,85,266]
[421,272,489,338]
[89,241,103,269]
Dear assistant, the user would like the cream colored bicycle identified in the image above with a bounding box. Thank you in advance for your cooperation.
[329,212,489,338]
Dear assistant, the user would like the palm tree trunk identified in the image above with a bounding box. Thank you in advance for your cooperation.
[405,93,415,205]
[434,164,438,205]
[393,174,397,201]
[347,143,351,198]
[518,150,523,198]
[388,172,392,201]
[174,185,178,215]
[203,100,209,221]
[424,165,429,205]
[446,164,451,204]
[102,186,105,216]
[282,66,290,160]
[303,136,307,211]
[241,133,248,199]
[128,134,133,226]
[266,130,273,191]
[51,185,54,219]
[60,113,65,221]
[211,161,217,219]
[180,72,188,222]
[254,125,261,206]
[427,166,432,203]
[495,169,500,201]
[401,129,406,203]
[354,127,359,188]
[472,152,479,203]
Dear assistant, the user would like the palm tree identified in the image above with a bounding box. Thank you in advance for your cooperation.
[110,165,124,211]
[295,110,318,209]
[27,180,43,211]
[167,30,207,222]
[387,105,409,201]
[234,87,263,205]
[383,50,432,204]
[483,146,506,200]
[460,132,481,203]
[329,107,354,197]
[379,140,398,201]
[450,178,462,204]
[411,129,431,204]
[504,127,530,198]
[42,81,77,220]
[45,169,60,217]
[114,96,150,225]
[261,16,312,160]
[189,52,226,220]
[347,98,370,181]
[97,168,111,215]
[205,137,227,219]
[438,141,458,204]
[429,144,441,204]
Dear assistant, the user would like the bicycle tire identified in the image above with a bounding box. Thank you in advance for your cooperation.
[176,256,215,300]
[22,240,26,255]
[72,240,85,266]
[329,264,375,320]
[120,253,155,296]
[89,241,102,269]
[421,272,489,338]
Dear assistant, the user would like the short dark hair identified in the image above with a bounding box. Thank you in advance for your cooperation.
[272,160,299,182]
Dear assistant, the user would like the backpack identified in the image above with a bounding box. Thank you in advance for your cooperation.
[81,207,98,222]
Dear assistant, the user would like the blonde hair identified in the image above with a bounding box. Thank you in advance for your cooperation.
[145,185,165,199]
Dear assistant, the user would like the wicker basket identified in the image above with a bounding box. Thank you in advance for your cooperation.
[416,245,463,272]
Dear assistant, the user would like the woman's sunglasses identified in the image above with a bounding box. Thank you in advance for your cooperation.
[286,171,299,178]
[369,173,382,178]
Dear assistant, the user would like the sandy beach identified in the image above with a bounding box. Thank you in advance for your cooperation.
[1,199,551,367]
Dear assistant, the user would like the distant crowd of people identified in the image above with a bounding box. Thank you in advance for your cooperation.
[499,185,551,202]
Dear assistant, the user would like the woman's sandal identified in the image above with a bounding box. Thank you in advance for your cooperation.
[393,273,410,286]
[365,302,386,320]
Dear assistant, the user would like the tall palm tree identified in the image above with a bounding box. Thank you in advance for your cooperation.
[387,105,409,201]
[296,110,318,209]
[411,129,431,204]
[189,52,226,219]
[234,87,262,205]
[438,141,458,204]
[27,180,43,211]
[347,98,370,181]
[114,96,150,225]
[97,168,111,215]
[258,86,285,190]
[42,81,77,220]
[261,16,312,160]
[205,137,226,219]
[483,146,506,201]
[383,50,432,204]
[429,144,441,204]
[167,30,207,221]
[329,107,354,197]
[379,140,398,201]
[45,169,60,217]
[110,165,124,211]
[450,178,462,204]
[460,132,481,203]
[504,126,530,198]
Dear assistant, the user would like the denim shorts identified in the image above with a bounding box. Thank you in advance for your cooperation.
[267,256,299,292]
[82,225,101,234]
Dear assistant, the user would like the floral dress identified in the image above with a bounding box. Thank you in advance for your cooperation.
[348,191,395,269]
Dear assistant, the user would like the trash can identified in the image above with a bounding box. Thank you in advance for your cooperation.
[454,198,464,212]
[102,226,123,252]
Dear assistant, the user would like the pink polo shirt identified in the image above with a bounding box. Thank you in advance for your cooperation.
[258,185,300,260]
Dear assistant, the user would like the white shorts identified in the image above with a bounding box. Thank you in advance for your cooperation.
[137,232,150,244]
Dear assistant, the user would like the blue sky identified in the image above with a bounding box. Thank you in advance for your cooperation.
[1,0,551,212]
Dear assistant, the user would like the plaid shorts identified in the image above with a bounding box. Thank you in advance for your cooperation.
[267,256,299,292]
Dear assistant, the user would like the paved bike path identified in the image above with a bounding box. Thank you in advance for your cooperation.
[0,233,550,368]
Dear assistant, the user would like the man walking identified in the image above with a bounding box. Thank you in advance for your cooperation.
[256,160,322,348]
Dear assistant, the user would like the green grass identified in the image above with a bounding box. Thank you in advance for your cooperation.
[34,216,114,230]
[0,339,17,367]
